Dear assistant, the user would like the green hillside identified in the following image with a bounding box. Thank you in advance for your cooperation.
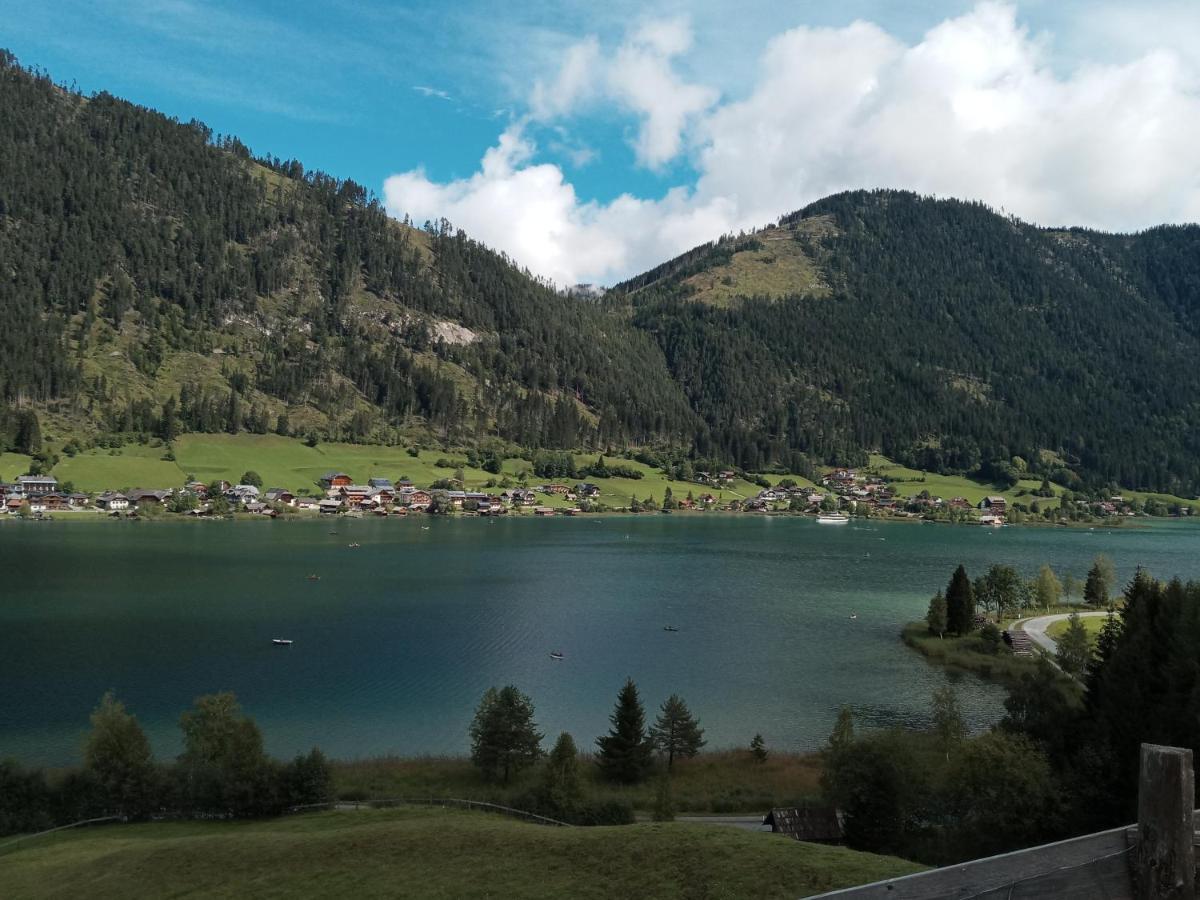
[3,50,1200,498]
[1,808,923,899]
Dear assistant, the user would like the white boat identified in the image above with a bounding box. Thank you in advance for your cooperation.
[549,651,565,660]
[272,638,294,646]
[817,513,850,524]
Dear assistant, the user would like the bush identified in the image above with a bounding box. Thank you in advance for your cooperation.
[574,799,635,826]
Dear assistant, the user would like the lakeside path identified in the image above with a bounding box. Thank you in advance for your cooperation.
[1016,611,1111,655]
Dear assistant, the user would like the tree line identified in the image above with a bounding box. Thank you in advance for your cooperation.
[0,692,330,836]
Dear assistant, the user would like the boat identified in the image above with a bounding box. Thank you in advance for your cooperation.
[849,614,858,621]
[663,625,679,632]
[347,542,360,548]
[307,574,320,582]
[272,638,294,646]
[817,513,850,524]
[549,651,565,660]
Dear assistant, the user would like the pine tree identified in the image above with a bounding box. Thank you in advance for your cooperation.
[649,694,706,768]
[1084,557,1114,607]
[596,678,653,784]
[946,564,976,635]
[1056,612,1091,677]
[469,685,543,783]
[750,733,768,764]
[926,591,948,637]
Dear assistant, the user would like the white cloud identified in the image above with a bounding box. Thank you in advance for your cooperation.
[412,85,452,100]
[385,2,1200,286]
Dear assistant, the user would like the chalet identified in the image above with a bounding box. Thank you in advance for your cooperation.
[244,501,274,516]
[318,498,343,515]
[371,487,396,506]
[96,492,130,511]
[27,496,47,514]
[367,477,393,490]
[226,485,260,505]
[339,485,375,508]
[295,497,320,511]
[398,487,432,510]
[185,481,209,497]
[264,488,295,505]
[397,479,413,489]
[4,497,23,513]
[574,483,601,499]
[503,488,537,506]
[699,493,717,506]
[718,470,736,482]
[67,492,90,508]
[949,497,972,511]
[16,475,57,495]
[980,513,1005,527]
[980,496,1008,514]
[763,806,844,844]
[127,489,171,507]
[320,472,353,489]
[42,492,68,510]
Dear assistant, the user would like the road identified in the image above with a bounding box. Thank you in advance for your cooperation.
[673,815,771,832]
[1017,611,1111,654]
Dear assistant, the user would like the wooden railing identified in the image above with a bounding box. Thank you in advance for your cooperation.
[811,743,1196,899]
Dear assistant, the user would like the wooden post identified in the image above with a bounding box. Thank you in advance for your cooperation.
[1136,743,1194,900]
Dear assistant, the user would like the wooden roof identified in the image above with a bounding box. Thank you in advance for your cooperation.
[764,806,844,842]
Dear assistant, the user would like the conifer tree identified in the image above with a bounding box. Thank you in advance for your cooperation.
[750,733,768,764]
[946,565,976,635]
[469,685,543,783]
[1056,612,1091,677]
[596,678,653,783]
[540,732,582,814]
[649,694,706,768]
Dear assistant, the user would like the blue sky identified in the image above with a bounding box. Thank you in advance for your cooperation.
[3,1,1198,284]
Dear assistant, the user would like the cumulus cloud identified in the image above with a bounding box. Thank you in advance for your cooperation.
[385,2,1200,286]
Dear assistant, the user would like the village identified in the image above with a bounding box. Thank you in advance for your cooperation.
[0,464,1152,524]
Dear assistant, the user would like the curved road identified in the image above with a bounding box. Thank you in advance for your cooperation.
[1016,611,1111,654]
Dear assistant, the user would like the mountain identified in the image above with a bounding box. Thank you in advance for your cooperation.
[3,51,1200,495]
[616,192,1200,494]
[0,51,696,459]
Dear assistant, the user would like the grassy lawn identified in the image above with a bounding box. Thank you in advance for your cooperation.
[1045,613,1111,643]
[0,451,33,481]
[0,808,923,899]
[53,444,184,492]
[334,750,824,814]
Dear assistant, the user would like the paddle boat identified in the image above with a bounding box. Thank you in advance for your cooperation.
[272,638,294,646]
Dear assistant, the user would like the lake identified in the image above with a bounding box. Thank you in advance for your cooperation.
[2,515,1198,766]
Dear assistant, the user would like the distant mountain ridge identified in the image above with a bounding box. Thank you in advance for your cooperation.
[2,50,1199,495]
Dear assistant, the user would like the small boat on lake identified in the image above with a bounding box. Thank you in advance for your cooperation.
[347,542,360,548]
[307,574,320,582]
[272,638,294,646]
[549,651,565,660]
[663,625,679,632]
[817,513,850,525]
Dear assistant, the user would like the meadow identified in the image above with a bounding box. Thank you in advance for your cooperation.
[0,807,923,899]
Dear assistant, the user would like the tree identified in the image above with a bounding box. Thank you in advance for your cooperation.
[178,692,272,816]
[1056,612,1091,677]
[1062,573,1080,604]
[1084,556,1115,606]
[240,470,263,488]
[926,591,947,637]
[284,748,332,807]
[946,565,976,635]
[596,678,653,783]
[931,686,965,760]
[750,733,768,764]
[540,733,583,813]
[1035,564,1062,611]
[84,692,156,817]
[275,413,290,436]
[976,564,1022,618]
[469,686,543,783]
[649,694,706,768]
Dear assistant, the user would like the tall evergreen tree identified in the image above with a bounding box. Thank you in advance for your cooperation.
[596,678,653,784]
[1084,562,1110,607]
[946,565,976,635]
[469,685,543,783]
[649,694,706,768]
[539,732,583,814]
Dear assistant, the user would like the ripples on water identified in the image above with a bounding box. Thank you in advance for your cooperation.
[1,515,1197,764]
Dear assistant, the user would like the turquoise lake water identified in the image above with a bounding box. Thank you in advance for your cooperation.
[2,515,1198,766]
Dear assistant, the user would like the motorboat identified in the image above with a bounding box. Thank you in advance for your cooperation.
[663,625,679,632]
[549,651,565,660]
[272,639,294,646]
[817,513,850,524]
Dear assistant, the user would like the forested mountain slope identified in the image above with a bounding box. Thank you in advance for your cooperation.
[3,50,1200,495]
[620,192,1200,494]
[0,52,695,455]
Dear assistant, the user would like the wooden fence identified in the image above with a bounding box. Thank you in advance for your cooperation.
[811,743,1196,899]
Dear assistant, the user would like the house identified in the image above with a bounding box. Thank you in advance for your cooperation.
[245,501,274,516]
[574,483,601,499]
[320,472,353,489]
[318,498,343,515]
[367,477,394,490]
[15,475,58,495]
[42,492,69,510]
[127,489,171,507]
[533,506,556,516]
[980,496,1008,514]
[4,497,23,514]
[185,480,209,497]
[541,484,570,495]
[339,485,375,508]
[67,492,90,508]
[763,806,844,844]
[226,485,260,505]
[295,497,320,511]
[96,492,130,511]
[399,488,432,510]
[949,497,972,511]
[264,488,295,505]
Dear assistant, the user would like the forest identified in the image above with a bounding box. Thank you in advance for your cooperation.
[3,50,1200,494]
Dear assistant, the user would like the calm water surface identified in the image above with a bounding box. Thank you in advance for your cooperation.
[2,515,1198,765]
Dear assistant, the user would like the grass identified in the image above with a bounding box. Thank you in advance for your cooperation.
[0,808,924,899]
[334,750,824,814]
[680,226,830,307]
[901,623,1053,686]
[1045,614,1110,643]
[0,451,33,481]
